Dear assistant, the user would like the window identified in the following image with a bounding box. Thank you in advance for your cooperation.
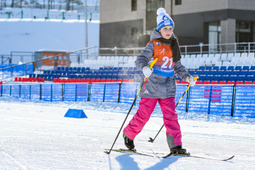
[131,0,137,11]
[146,0,164,12]
[208,22,221,52]
[175,0,182,5]
[236,21,253,51]
[146,0,165,31]
[236,21,252,42]
[131,27,138,35]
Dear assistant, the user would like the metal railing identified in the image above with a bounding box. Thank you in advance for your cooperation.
[99,42,255,56]
[1,42,254,65]
[181,42,255,55]
[0,46,99,81]
[1,42,254,80]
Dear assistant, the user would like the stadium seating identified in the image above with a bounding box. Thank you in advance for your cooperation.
[25,64,255,85]
[8,52,254,85]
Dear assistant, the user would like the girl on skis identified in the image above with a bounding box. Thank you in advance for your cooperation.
[123,7,197,154]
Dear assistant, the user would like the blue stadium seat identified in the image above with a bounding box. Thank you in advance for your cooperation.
[232,70,240,76]
[241,70,248,75]
[206,75,213,81]
[86,74,92,78]
[237,76,245,81]
[199,66,205,70]
[113,67,119,71]
[129,74,134,79]
[112,74,118,79]
[238,74,246,79]
[246,75,254,81]
[128,67,135,74]
[81,67,86,72]
[68,74,75,79]
[235,66,242,71]
[213,75,221,81]
[205,66,212,70]
[77,67,82,72]
[100,74,107,79]
[90,73,96,78]
[210,70,217,75]
[201,70,209,76]
[250,66,255,70]
[199,75,207,81]
[108,70,114,74]
[212,66,219,71]
[227,66,234,71]
[229,75,237,81]
[216,71,223,76]
[242,66,250,70]
[97,74,102,78]
[219,66,227,71]
[196,70,203,76]
[98,69,104,74]
[223,70,232,76]
[112,69,119,74]
[189,70,195,75]
[105,74,112,79]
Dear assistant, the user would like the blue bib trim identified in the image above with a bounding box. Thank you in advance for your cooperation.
[153,68,174,77]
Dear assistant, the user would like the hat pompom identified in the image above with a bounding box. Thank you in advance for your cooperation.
[157,8,166,15]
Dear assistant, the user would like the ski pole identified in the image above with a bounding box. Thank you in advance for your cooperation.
[148,76,199,143]
[105,58,158,154]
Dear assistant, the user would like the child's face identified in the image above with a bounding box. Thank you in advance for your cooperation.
[159,26,173,39]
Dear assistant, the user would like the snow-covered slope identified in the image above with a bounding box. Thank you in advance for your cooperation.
[0,19,99,55]
[0,98,254,169]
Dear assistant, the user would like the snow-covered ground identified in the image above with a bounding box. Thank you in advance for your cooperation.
[0,6,100,56]
[0,97,255,169]
[0,19,99,55]
[0,6,99,20]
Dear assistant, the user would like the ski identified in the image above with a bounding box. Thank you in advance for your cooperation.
[163,152,235,161]
[105,148,155,157]
[105,148,234,161]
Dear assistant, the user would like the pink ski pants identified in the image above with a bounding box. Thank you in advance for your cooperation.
[124,97,182,147]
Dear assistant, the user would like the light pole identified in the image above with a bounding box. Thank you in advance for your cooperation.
[84,0,88,60]
[171,0,173,17]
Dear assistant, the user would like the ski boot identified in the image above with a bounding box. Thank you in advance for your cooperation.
[123,133,135,150]
[170,145,188,155]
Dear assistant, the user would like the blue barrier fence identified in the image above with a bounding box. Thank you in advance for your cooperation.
[0,64,34,80]
[31,84,40,100]
[0,83,255,118]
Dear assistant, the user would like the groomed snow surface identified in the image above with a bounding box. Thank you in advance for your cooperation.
[0,98,255,170]
[0,19,99,55]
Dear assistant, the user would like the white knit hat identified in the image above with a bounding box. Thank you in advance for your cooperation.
[156,8,175,31]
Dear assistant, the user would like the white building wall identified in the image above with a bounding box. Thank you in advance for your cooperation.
[100,0,146,24]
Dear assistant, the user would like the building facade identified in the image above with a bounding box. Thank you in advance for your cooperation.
[100,0,255,53]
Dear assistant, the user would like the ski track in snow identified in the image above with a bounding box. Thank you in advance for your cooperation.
[0,97,255,169]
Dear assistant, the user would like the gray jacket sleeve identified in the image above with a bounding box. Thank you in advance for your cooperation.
[135,41,154,71]
[174,61,190,80]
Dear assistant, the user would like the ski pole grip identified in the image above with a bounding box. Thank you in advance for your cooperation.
[143,58,158,81]
[149,58,158,69]
[193,76,199,81]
